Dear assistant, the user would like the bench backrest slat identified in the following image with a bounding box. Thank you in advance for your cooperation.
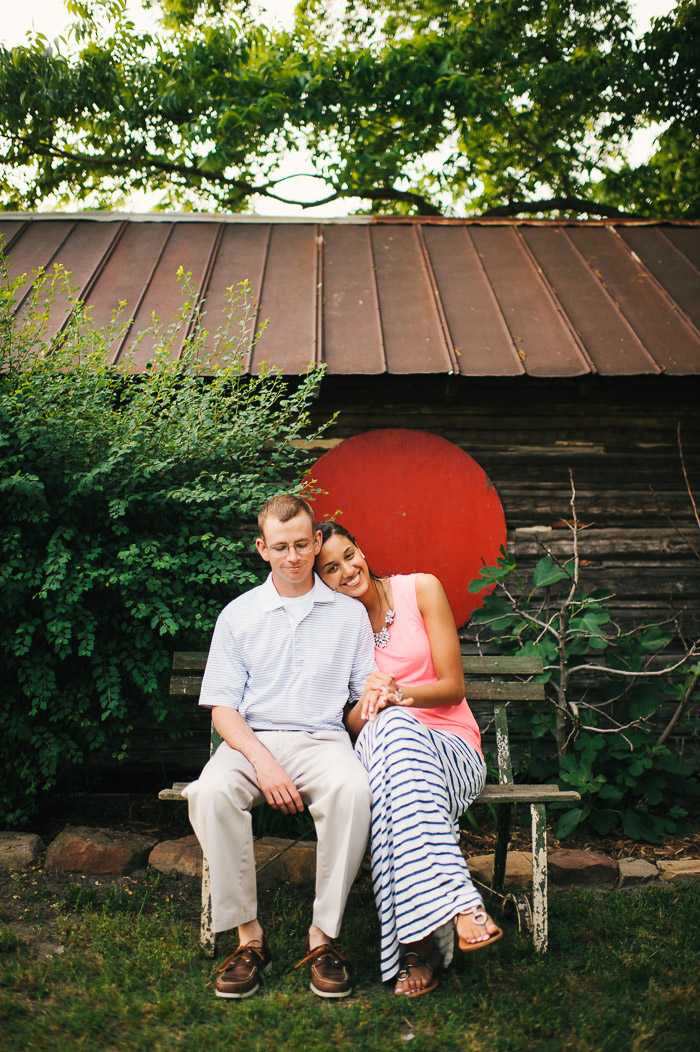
[172,652,208,672]
[462,656,543,676]
[170,675,205,697]
[465,682,545,702]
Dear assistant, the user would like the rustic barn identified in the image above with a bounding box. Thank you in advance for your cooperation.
[3,214,699,781]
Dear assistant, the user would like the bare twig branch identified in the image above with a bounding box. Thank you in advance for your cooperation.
[657,671,700,746]
[678,421,700,534]
[565,647,699,677]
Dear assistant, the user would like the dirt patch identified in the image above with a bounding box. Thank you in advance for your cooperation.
[0,866,202,960]
[461,822,700,862]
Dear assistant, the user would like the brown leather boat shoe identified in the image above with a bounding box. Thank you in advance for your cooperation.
[295,941,352,999]
[214,938,271,999]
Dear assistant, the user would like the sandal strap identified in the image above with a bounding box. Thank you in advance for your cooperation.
[398,951,440,978]
[454,906,488,927]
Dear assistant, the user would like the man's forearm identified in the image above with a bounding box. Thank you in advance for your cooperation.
[212,706,271,766]
[210,705,304,814]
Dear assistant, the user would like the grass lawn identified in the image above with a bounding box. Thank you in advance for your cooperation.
[1,871,699,1052]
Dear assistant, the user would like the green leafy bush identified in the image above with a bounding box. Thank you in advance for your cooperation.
[469,521,700,842]
[0,259,331,826]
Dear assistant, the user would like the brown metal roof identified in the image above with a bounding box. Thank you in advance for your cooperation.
[2,215,699,377]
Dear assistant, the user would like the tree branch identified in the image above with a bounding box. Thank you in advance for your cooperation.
[657,671,700,746]
[482,195,638,219]
[566,646,699,677]
[678,421,700,534]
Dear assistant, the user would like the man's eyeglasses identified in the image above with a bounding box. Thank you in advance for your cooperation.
[266,541,314,554]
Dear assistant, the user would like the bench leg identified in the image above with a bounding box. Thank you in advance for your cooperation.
[200,856,216,958]
[492,803,511,894]
[530,803,548,953]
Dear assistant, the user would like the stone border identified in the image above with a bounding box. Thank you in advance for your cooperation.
[2,829,699,889]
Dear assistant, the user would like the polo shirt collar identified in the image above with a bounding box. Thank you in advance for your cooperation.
[258,572,336,612]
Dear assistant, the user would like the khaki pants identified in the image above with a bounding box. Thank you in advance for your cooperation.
[184,730,371,936]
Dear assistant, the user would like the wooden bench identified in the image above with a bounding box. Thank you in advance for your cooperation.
[160,651,580,956]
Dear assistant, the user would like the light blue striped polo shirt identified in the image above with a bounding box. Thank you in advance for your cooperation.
[199,573,376,732]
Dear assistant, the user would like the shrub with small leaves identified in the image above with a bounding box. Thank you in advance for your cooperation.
[0,258,331,826]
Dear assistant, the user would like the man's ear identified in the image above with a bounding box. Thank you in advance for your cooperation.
[313,529,322,555]
[255,537,269,562]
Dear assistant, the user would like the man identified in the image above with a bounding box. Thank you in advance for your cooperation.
[184,493,376,1000]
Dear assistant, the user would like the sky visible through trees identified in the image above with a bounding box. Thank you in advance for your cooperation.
[0,1,688,217]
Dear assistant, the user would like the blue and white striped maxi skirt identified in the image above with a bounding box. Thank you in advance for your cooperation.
[355,707,487,981]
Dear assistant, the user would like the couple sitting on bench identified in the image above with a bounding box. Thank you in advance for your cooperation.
[184,493,501,1001]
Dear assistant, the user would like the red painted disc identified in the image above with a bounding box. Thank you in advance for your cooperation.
[305,429,506,628]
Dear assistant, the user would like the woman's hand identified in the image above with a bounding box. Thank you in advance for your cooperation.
[364,669,398,694]
[360,684,414,722]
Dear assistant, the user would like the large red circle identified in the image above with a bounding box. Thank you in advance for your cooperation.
[305,429,506,628]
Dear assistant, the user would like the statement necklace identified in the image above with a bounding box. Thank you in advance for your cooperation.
[373,581,395,648]
[373,608,395,648]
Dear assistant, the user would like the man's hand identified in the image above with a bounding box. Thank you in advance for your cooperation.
[211,705,304,814]
[253,753,305,814]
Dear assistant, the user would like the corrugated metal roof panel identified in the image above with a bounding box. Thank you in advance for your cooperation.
[618,226,700,332]
[422,225,524,376]
[119,223,221,370]
[4,219,74,302]
[3,215,699,378]
[469,226,592,377]
[664,226,700,270]
[568,227,700,376]
[321,225,385,374]
[0,219,27,253]
[198,222,270,369]
[370,225,453,373]
[251,224,320,374]
[82,221,171,362]
[522,227,659,375]
[13,220,121,342]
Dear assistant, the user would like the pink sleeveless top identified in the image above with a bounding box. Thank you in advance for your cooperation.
[373,574,482,755]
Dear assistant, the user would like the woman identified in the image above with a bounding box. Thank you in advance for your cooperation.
[315,521,502,997]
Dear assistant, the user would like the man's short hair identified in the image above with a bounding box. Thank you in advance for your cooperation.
[258,493,316,538]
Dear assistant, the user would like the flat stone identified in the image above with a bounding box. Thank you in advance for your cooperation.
[149,835,203,878]
[549,849,618,887]
[618,857,658,888]
[0,832,45,872]
[466,851,533,888]
[657,859,700,884]
[45,826,158,876]
[147,835,318,885]
[254,837,317,888]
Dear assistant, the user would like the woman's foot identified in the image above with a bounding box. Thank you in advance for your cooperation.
[394,937,441,997]
[454,907,503,952]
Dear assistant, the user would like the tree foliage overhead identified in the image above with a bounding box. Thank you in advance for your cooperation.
[0,0,697,218]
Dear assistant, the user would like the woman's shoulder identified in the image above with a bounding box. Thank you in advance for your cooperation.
[411,572,443,594]
[390,573,445,609]
[412,573,450,613]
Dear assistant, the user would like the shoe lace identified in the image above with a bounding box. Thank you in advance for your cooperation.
[216,942,266,975]
[294,943,347,969]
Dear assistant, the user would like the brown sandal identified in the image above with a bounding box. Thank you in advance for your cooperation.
[394,951,440,997]
[454,907,503,952]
